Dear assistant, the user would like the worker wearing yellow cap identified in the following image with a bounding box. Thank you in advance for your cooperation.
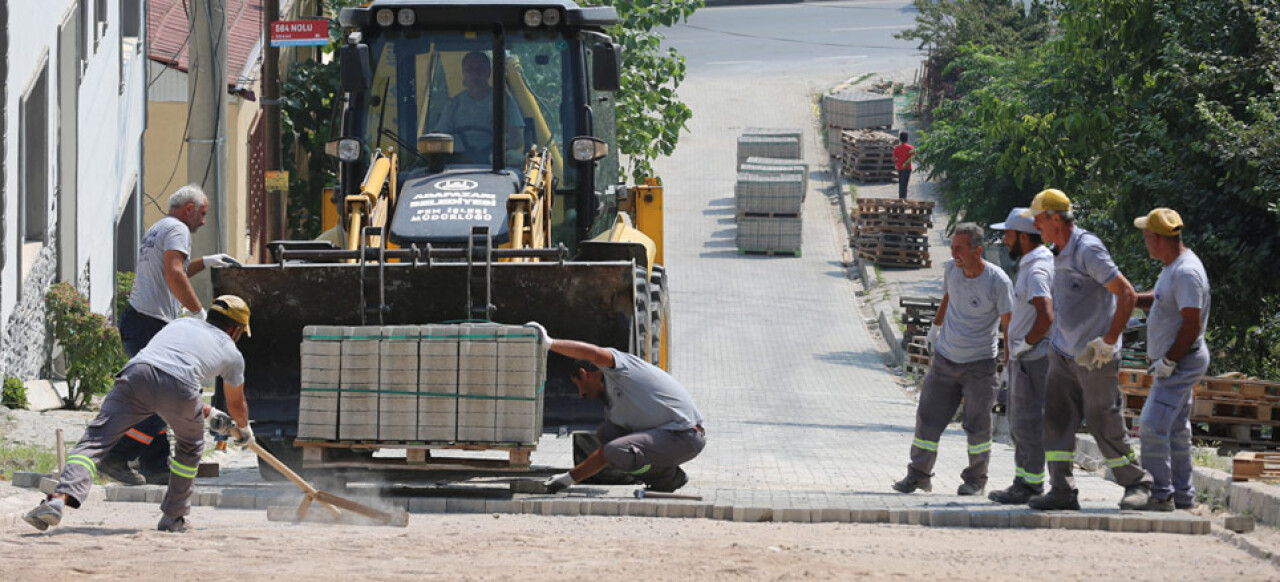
[1133,208,1210,511]
[1024,189,1154,511]
[23,296,254,534]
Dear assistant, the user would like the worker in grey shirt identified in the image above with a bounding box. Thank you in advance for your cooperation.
[894,223,1012,497]
[988,208,1055,504]
[1134,208,1210,511]
[1025,189,1154,511]
[526,322,705,494]
[25,296,254,534]
[434,51,526,164]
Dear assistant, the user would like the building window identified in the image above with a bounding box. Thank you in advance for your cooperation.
[19,59,51,289]
[119,0,140,93]
[94,0,108,51]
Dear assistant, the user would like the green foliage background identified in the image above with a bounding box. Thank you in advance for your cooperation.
[46,283,128,410]
[904,0,1280,377]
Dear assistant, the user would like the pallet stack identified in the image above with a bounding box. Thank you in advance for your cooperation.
[840,129,898,183]
[822,90,894,153]
[900,296,940,375]
[853,198,934,268]
[735,129,805,257]
[1119,369,1280,451]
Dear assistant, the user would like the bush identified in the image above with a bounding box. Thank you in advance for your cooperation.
[115,270,136,322]
[45,282,127,409]
[1,377,27,409]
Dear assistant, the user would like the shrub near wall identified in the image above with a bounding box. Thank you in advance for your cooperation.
[45,282,127,409]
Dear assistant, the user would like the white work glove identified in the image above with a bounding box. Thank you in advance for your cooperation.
[207,408,234,435]
[202,253,241,268]
[198,308,207,321]
[1076,336,1116,370]
[524,321,553,348]
[999,366,1010,390]
[1148,357,1177,379]
[1011,339,1034,361]
[544,472,575,494]
[232,423,254,447]
[926,323,940,349]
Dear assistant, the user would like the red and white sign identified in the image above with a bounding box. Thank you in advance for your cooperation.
[270,20,329,47]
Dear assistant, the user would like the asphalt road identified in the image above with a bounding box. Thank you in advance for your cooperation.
[662,0,923,77]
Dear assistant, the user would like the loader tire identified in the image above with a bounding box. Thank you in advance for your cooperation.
[649,266,668,367]
[634,266,653,363]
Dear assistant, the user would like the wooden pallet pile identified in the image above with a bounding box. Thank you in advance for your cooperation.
[735,129,804,257]
[1118,369,1280,451]
[1233,452,1280,482]
[821,90,893,153]
[839,129,898,182]
[900,296,940,349]
[853,197,933,268]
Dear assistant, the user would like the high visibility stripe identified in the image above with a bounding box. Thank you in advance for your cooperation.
[967,441,992,455]
[1105,452,1137,468]
[1046,450,1074,462]
[67,455,97,478]
[912,438,939,452]
[169,459,198,479]
[628,464,652,476]
[1017,467,1046,484]
[125,429,154,445]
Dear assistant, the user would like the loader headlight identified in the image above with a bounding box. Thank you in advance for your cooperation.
[571,136,608,162]
[523,8,542,27]
[375,9,395,27]
[542,8,561,26]
[397,8,416,26]
[325,137,363,163]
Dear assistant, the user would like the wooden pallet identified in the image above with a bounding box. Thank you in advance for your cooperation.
[1200,376,1280,401]
[1233,451,1280,481]
[295,440,535,471]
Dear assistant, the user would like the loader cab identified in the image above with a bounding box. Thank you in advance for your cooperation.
[337,1,622,253]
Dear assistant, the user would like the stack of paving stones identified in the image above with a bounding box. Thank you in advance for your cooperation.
[822,89,893,153]
[734,128,805,257]
[853,197,934,268]
[294,323,545,446]
[840,129,898,183]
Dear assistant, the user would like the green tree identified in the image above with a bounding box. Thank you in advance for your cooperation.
[46,283,128,410]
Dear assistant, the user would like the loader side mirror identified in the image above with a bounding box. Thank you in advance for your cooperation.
[340,42,372,94]
[591,42,621,92]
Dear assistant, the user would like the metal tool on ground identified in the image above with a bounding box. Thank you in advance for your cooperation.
[633,489,702,501]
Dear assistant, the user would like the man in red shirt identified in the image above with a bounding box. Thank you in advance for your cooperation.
[893,132,914,199]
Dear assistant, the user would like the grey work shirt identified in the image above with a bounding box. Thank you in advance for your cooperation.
[435,90,525,152]
[934,259,1014,364]
[129,216,191,322]
[1147,249,1210,361]
[602,349,703,432]
[1008,245,1055,360]
[1050,227,1123,358]
[131,318,245,389]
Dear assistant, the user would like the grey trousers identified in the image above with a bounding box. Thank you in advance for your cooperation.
[1009,355,1050,491]
[598,420,705,488]
[56,364,205,519]
[1140,344,1209,504]
[1043,351,1152,492]
[907,354,997,486]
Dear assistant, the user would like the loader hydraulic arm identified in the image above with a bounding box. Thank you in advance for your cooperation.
[344,151,397,256]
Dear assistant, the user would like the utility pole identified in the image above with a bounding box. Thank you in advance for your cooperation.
[263,0,284,257]
[188,0,227,301]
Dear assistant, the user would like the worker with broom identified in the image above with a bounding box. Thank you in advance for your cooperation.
[24,296,254,534]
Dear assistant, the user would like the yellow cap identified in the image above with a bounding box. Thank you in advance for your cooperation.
[1134,208,1183,237]
[1021,189,1072,217]
[210,295,251,337]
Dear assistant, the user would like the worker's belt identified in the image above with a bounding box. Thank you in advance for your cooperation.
[675,425,704,435]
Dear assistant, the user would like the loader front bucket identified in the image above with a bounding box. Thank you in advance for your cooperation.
[211,260,639,434]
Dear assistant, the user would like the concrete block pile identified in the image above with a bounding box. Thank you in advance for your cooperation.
[734,128,806,256]
[297,323,546,445]
[840,129,898,183]
[821,90,893,153]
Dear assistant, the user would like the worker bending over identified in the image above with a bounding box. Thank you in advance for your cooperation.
[24,296,254,533]
[526,322,705,494]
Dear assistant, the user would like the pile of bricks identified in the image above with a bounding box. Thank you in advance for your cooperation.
[822,89,893,153]
[853,197,934,268]
[297,323,545,445]
[840,129,898,183]
[735,128,806,257]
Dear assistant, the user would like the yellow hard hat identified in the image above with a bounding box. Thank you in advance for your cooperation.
[210,295,252,337]
[1134,208,1183,237]
[1021,189,1072,217]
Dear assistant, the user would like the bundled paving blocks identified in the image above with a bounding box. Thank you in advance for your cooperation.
[736,127,803,164]
[840,129,898,183]
[822,90,894,153]
[733,129,805,257]
[736,215,803,256]
[297,323,546,445]
[853,197,934,268]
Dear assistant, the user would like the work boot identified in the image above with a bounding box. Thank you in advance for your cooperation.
[957,482,985,496]
[23,497,64,531]
[157,515,189,533]
[645,467,688,493]
[1175,499,1196,510]
[1028,488,1080,511]
[1135,496,1175,512]
[988,482,1040,505]
[143,471,170,486]
[891,473,932,494]
[1119,484,1152,510]
[100,456,145,486]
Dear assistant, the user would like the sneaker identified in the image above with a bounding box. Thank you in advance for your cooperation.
[1028,488,1080,511]
[957,482,985,496]
[100,457,145,486]
[645,467,688,493]
[988,482,1040,505]
[157,515,188,533]
[1119,484,1152,510]
[23,499,64,531]
[1136,496,1175,512]
[892,474,933,494]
